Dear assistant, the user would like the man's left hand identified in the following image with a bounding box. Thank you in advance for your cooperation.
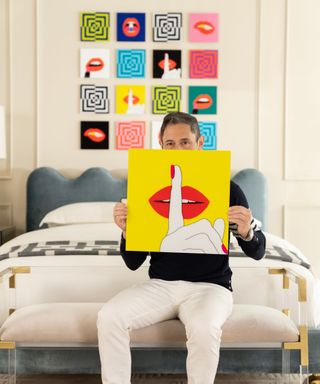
[228,206,252,238]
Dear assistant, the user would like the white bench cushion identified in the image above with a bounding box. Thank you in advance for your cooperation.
[0,303,299,345]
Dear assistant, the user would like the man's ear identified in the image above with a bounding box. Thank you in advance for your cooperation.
[197,135,205,149]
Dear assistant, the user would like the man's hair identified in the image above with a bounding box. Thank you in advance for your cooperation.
[159,112,200,141]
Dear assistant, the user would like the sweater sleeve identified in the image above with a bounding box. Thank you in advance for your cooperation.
[120,234,149,270]
[230,181,266,260]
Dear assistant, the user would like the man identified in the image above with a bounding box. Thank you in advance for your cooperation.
[97,112,266,384]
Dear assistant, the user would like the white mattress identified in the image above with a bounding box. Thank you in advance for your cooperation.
[0,223,319,327]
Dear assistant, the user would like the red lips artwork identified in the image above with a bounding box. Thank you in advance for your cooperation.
[84,128,106,143]
[85,58,104,73]
[194,21,215,35]
[149,185,209,219]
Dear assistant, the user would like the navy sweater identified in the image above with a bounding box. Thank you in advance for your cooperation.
[120,181,266,291]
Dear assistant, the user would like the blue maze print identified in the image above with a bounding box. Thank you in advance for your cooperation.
[117,50,145,78]
[199,122,217,150]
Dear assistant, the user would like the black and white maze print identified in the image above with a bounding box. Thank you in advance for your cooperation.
[153,13,182,42]
[80,85,109,114]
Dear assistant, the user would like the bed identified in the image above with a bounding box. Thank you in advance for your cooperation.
[0,167,319,380]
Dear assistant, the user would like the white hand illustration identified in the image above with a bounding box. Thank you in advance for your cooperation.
[126,89,145,114]
[161,53,181,79]
[160,165,227,254]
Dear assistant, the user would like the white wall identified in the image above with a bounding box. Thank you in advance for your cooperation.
[1,0,320,274]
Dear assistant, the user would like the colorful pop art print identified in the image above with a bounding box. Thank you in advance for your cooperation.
[80,85,109,114]
[189,50,218,79]
[80,12,110,42]
[81,121,109,149]
[80,49,110,79]
[153,50,182,79]
[151,121,162,149]
[116,121,146,150]
[188,86,217,115]
[116,85,146,115]
[153,13,182,42]
[152,86,181,114]
[126,149,230,254]
[199,122,217,150]
[189,13,219,42]
[117,13,145,42]
[117,49,146,78]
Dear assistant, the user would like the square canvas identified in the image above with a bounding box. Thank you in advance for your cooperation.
[199,121,217,150]
[189,50,218,78]
[80,12,110,41]
[116,121,146,149]
[153,50,182,79]
[117,13,145,41]
[117,49,146,78]
[153,13,182,42]
[151,121,162,149]
[80,49,110,79]
[80,85,109,114]
[126,150,230,254]
[188,86,217,115]
[81,121,109,149]
[189,13,219,42]
[116,85,146,114]
[152,86,181,114]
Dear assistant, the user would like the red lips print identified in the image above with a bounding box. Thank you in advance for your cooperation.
[84,128,106,143]
[149,185,209,219]
[86,58,104,73]
[194,21,215,35]
[193,94,213,110]
[123,94,140,104]
[158,58,177,70]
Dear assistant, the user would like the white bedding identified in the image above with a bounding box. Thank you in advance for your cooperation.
[0,223,319,327]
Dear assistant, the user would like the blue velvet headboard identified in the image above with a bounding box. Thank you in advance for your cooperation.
[26,167,127,232]
[26,167,267,232]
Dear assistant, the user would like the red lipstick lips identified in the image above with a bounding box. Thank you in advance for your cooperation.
[123,94,140,104]
[159,58,177,70]
[86,58,104,72]
[149,185,209,219]
[84,128,106,143]
[194,21,215,35]
[193,94,213,110]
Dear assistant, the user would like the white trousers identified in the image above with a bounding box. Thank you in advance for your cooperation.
[97,279,233,384]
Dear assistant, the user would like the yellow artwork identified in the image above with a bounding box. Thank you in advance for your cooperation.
[126,149,231,254]
[116,85,146,114]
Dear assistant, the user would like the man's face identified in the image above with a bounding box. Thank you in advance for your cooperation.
[159,123,204,150]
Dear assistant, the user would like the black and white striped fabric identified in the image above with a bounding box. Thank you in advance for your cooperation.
[0,239,310,269]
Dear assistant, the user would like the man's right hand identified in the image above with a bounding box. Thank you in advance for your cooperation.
[113,202,128,238]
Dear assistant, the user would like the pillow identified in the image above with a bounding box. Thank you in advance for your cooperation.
[39,202,116,227]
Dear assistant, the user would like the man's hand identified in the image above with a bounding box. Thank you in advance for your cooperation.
[113,202,128,239]
[228,206,252,238]
[160,165,227,254]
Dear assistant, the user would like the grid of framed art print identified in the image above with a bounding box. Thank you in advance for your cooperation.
[79,11,218,151]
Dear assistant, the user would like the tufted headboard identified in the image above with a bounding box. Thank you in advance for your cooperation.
[26,167,267,232]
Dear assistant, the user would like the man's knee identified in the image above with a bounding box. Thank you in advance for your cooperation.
[185,321,222,343]
[97,301,127,330]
